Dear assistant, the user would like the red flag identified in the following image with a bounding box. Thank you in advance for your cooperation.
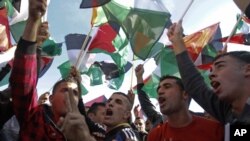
[218,33,250,45]
[88,22,117,53]
[80,0,111,8]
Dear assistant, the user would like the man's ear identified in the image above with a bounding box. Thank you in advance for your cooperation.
[88,113,95,119]
[49,95,53,104]
[244,64,250,77]
[124,111,131,121]
[182,91,189,100]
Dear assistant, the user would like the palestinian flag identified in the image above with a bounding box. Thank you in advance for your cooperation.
[102,0,172,60]
[218,33,250,45]
[80,0,111,8]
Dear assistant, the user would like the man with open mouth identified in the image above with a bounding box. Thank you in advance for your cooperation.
[147,75,224,141]
[103,92,140,141]
[168,21,250,139]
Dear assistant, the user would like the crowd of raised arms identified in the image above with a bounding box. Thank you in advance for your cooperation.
[0,0,250,141]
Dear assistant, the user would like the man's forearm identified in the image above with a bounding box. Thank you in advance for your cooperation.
[137,76,143,84]
[22,18,40,42]
[172,38,186,55]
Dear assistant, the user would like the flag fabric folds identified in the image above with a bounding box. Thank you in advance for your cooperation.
[38,38,62,77]
[154,45,180,77]
[93,60,132,80]
[57,61,89,95]
[87,63,104,86]
[65,27,130,89]
[0,39,61,86]
[0,7,12,51]
[80,0,111,8]
[141,74,160,98]
[85,95,107,107]
[0,46,16,86]
[11,0,21,12]
[65,33,96,72]
[219,33,250,45]
[102,0,172,60]
[88,22,117,53]
[182,23,220,61]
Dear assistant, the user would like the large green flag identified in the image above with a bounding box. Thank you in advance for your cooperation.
[58,61,71,79]
[102,0,171,60]
[41,38,62,56]
[0,0,15,17]
[10,20,25,42]
[108,73,124,90]
[153,43,180,77]
[141,74,160,99]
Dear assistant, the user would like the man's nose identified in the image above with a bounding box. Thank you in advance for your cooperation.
[209,71,216,80]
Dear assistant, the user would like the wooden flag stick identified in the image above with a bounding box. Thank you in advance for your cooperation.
[130,55,134,89]
[75,27,93,70]
[178,0,194,22]
[222,12,244,53]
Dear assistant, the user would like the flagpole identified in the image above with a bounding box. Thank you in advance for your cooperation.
[222,12,244,53]
[178,0,194,22]
[154,0,169,13]
[75,27,94,70]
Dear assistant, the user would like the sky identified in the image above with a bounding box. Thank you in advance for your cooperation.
[1,0,250,112]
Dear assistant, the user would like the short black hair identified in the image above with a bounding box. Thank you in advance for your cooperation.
[214,51,250,64]
[111,92,133,124]
[158,75,184,91]
[52,78,82,97]
[112,92,133,110]
[158,75,191,105]
[87,102,105,115]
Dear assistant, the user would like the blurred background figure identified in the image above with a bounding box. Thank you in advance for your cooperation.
[87,102,106,126]
[38,92,50,105]
[134,117,146,133]
[145,118,153,133]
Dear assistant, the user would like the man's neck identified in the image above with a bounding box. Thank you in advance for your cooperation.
[231,93,250,116]
[167,109,192,128]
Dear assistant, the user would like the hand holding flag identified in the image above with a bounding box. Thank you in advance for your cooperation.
[37,22,50,47]
[29,0,47,21]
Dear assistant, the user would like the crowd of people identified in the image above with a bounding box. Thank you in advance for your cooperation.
[1,0,250,140]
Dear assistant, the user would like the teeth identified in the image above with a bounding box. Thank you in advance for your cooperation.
[106,109,113,116]
[158,97,165,104]
[211,81,220,89]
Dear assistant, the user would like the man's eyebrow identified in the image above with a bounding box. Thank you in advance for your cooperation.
[214,60,225,66]
[115,98,123,104]
[157,82,172,91]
